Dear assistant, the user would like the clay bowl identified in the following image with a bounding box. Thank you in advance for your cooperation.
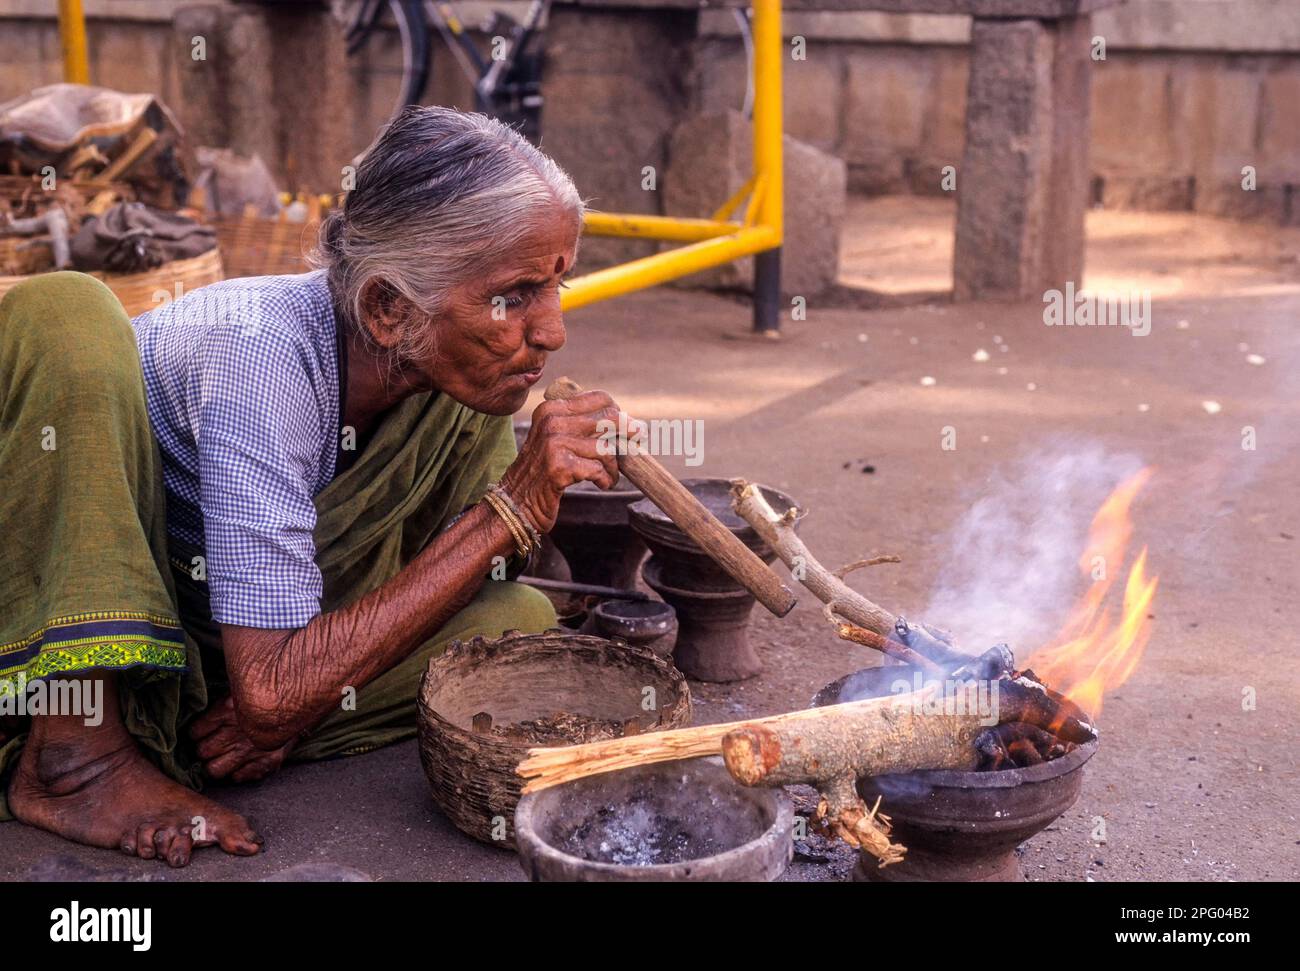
[813,666,1098,882]
[628,478,800,591]
[550,475,646,589]
[591,598,678,656]
[417,630,690,849]
[514,757,793,882]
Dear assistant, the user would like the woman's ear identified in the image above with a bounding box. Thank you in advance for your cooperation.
[359,278,409,352]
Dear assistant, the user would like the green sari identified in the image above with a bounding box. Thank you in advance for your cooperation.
[0,272,554,817]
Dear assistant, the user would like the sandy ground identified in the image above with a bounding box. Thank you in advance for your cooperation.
[2,199,1297,882]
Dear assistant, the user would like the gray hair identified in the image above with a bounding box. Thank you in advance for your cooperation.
[314,106,583,364]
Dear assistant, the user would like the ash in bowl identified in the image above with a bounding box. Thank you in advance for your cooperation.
[550,774,758,866]
[556,803,713,866]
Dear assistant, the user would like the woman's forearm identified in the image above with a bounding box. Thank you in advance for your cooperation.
[223,502,517,748]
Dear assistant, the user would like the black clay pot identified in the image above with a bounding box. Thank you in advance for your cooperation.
[550,477,646,590]
[514,757,793,882]
[628,478,800,682]
[592,598,678,657]
[813,666,1098,882]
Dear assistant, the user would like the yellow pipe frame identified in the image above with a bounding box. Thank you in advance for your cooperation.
[582,212,741,243]
[562,0,783,311]
[58,0,91,85]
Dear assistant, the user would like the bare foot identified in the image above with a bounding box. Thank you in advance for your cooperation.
[7,676,262,868]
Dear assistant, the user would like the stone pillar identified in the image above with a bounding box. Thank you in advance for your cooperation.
[540,4,699,270]
[664,110,846,300]
[173,5,278,163]
[953,14,1094,301]
[173,4,362,194]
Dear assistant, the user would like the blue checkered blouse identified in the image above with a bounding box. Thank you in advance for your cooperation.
[132,271,342,629]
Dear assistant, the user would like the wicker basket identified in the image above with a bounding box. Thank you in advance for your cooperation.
[0,236,53,276]
[97,248,225,316]
[417,629,692,849]
[213,213,321,279]
[0,248,225,317]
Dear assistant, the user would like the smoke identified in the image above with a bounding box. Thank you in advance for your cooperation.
[923,441,1145,656]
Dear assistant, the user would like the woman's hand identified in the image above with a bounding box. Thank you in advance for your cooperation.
[499,390,625,532]
[189,695,296,783]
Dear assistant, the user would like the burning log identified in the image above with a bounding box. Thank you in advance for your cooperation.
[976,722,1078,770]
[829,609,943,674]
[998,676,1094,744]
[1007,736,1044,766]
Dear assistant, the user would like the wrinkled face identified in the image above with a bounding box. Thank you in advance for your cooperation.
[417,206,580,416]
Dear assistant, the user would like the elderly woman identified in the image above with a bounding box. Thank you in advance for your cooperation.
[0,107,620,867]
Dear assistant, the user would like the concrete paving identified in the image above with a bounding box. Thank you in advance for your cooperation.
[3,200,1297,882]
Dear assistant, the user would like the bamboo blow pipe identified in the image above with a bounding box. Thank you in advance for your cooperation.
[542,377,797,617]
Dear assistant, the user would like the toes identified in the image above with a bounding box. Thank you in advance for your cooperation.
[217,824,263,856]
[120,833,137,856]
[167,831,194,868]
[153,826,178,861]
[136,824,158,859]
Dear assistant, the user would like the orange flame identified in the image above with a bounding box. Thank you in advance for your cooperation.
[1024,468,1158,720]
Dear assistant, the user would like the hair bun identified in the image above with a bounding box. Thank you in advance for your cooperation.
[320,211,345,257]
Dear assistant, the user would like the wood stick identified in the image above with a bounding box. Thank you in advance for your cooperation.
[517,722,735,793]
[518,686,979,793]
[91,127,158,186]
[827,607,944,673]
[719,687,985,790]
[517,575,650,601]
[730,479,896,633]
[731,479,966,666]
[543,378,797,617]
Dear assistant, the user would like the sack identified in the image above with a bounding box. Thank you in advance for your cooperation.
[71,202,216,274]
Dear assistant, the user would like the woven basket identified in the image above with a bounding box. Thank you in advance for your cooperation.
[0,248,225,317]
[0,236,53,276]
[417,629,692,849]
[213,214,321,279]
[97,248,225,316]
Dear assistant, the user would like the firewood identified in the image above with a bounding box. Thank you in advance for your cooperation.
[828,607,944,673]
[730,479,966,667]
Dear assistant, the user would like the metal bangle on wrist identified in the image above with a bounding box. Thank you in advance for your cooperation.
[483,482,542,559]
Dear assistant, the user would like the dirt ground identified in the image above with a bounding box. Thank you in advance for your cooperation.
[2,199,1297,882]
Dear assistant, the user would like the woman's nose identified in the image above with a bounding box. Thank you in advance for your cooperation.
[526,307,566,352]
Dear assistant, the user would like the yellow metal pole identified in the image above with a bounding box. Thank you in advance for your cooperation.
[751,0,783,243]
[582,211,741,243]
[561,226,779,311]
[58,0,91,85]
[555,0,785,316]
